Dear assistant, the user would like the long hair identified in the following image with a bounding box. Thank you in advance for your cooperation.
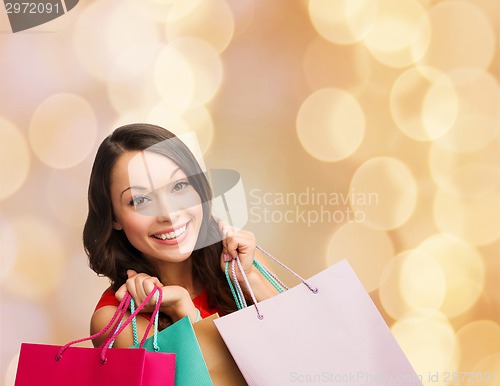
[83,124,238,327]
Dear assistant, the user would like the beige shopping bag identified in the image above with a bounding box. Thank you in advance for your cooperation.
[193,314,247,386]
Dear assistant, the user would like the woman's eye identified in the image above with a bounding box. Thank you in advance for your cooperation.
[129,195,150,206]
[172,180,189,192]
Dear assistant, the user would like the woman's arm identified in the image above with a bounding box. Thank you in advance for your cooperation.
[90,306,153,348]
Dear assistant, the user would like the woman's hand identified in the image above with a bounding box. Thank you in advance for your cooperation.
[218,220,256,279]
[115,270,198,322]
[218,220,280,302]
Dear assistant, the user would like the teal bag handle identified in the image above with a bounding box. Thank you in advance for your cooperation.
[225,257,287,310]
[225,260,245,310]
[129,297,161,351]
[130,292,202,347]
[253,258,287,293]
[108,289,161,351]
[225,245,318,319]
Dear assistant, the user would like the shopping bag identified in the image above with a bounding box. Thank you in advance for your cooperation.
[132,315,213,386]
[193,313,247,386]
[15,288,176,386]
[214,249,423,386]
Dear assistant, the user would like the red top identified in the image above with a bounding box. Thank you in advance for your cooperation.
[94,287,219,320]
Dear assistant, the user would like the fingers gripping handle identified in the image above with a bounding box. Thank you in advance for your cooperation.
[55,287,162,365]
[100,288,162,363]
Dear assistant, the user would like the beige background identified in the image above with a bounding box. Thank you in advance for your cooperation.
[1,1,499,385]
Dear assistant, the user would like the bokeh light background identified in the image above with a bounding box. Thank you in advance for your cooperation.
[1,0,499,384]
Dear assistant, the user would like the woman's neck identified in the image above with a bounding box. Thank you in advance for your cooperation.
[155,258,202,298]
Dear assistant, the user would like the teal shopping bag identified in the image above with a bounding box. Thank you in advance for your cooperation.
[132,316,212,386]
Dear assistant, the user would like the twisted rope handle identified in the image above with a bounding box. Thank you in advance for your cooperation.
[225,245,318,320]
[232,257,264,320]
[55,287,162,365]
[256,245,318,294]
[101,288,162,363]
[253,259,287,293]
[129,294,162,351]
[225,260,244,310]
[55,293,131,361]
[231,258,248,309]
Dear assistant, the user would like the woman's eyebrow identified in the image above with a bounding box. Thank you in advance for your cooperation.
[170,167,182,179]
[120,168,184,197]
[121,186,148,197]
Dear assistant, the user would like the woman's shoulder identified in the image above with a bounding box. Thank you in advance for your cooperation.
[94,287,119,311]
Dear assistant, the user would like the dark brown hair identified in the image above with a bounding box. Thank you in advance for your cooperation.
[83,124,237,326]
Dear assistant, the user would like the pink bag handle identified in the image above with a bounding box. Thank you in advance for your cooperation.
[55,287,162,364]
[100,288,162,363]
[230,246,319,320]
[256,245,318,294]
[231,257,264,319]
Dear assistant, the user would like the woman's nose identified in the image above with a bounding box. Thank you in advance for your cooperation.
[155,193,176,221]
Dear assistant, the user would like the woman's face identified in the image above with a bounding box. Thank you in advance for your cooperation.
[111,150,203,264]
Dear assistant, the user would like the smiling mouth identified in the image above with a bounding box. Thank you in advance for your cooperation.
[152,223,188,241]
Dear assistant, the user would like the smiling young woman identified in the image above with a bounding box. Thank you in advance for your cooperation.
[84,124,277,347]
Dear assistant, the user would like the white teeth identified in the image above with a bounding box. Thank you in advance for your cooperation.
[154,224,187,240]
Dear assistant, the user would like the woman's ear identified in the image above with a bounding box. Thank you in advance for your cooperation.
[112,218,123,230]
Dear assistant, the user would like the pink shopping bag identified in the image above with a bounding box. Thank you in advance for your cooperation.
[215,251,423,386]
[15,288,175,386]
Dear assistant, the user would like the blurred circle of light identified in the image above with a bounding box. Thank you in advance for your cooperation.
[434,69,499,154]
[326,222,394,292]
[2,299,51,385]
[46,169,90,229]
[419,1,495,72]
[399,250,446,312]
[29,93,97,169]
[308,0,378,45]
[4,353,19,386]
[161,0,200,21]
[378,250,445,320]
[0,216,16,282]
[296,88,365,162]
[390,66,458,141]
[0,117,30,200]
[417,233,484,318]
[154,38,223,111]
[112,110,150,132]
[148,103,214,155]
[472,354,500,383]
[363,0,431,68]
[165,0,235,54]
[130,0,175,23]
[106,63,159,115]
[3,216,66,301]
[73,0,160,81]
[391,309,459,382]
[226,0,256,39]
[302,37,372,96]
[107,46,159,85]
[444,162,500,198]
[433,187,500,246]
[428,141,499,198]
[456,320,500,371]
[349,157,417,230]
